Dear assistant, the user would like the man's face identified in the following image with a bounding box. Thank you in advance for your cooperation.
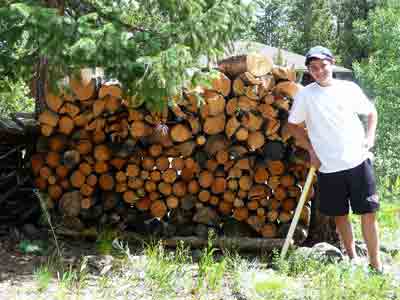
[307,59,333,86]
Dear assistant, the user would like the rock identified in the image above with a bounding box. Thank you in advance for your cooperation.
[294,246,313,258]
[85,255,114,275]
[295,242,344,263]
[311,242,344,262]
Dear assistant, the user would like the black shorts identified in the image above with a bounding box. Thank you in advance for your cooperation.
[318,159,379,216]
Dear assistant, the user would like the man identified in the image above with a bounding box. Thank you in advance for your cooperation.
[287,46,382,272]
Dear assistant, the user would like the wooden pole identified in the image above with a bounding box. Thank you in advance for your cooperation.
[280,166,316,261]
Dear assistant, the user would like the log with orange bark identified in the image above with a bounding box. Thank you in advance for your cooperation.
[33,56,315,239]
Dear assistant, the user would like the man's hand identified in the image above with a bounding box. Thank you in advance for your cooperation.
[309,149,321,170]
[287,123,321,169]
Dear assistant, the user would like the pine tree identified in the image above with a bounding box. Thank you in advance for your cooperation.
[0,1,252,110]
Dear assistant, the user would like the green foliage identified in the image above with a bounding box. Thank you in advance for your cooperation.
[253,0,291,49]
[144,241,191,295]
[252,272,293,299]
[33,265,53,292]
[353,5,400,183]
[0,1,252,107]
[351,197,400,243]
[253,0,337,56]
[16,237,400,299]
[312,263,395,300]
[272,248,322,277]
[252,0,383,66]
[330,0,381,67]
[287,0,337,55]
[196,231,227,291]
[58,258,89,292]
[0,77,34,117]
[377,201,400,246]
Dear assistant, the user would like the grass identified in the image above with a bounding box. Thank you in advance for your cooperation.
[24,236,399,300]
[350,195,400,243]
[197,231,227,291]
[144,241,181,294]
[17,184,400,299]
[33,265,52,292]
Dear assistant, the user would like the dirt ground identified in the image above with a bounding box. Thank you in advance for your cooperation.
[0,229,98,298]
[1,226,399,300]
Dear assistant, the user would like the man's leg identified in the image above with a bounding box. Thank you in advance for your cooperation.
[361,212,382,271]
[334,215,357,259]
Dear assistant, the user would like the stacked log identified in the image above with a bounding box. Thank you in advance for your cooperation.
[0,116,41,233]
[33,54,314,238]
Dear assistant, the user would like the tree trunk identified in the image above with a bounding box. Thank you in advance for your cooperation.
[306,184,339,246]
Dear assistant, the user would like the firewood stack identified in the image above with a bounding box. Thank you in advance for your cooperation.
[0,115,40,234]
[32,53,314,239]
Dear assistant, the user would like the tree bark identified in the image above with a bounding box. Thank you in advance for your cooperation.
[306,184,339,246]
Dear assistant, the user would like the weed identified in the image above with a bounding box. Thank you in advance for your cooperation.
[33,265,52,292]
[253,273,291,300]
[229,256,253,294]
[58,257,89,293]
[175,240,192,266]
[196,230,227,292]
[144,241,179,295]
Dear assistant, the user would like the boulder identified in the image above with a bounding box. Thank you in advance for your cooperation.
[294,242,344,263]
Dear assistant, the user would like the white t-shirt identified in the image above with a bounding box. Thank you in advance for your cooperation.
[288,79,375,173]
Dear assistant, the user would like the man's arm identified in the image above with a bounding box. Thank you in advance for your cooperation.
[286,123,321,169]
[365,107,378,150]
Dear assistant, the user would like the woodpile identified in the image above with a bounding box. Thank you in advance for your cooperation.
[0,115,41,234]
[33,53,315,239]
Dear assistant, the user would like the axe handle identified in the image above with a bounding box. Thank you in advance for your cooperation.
[280,166,316,261]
